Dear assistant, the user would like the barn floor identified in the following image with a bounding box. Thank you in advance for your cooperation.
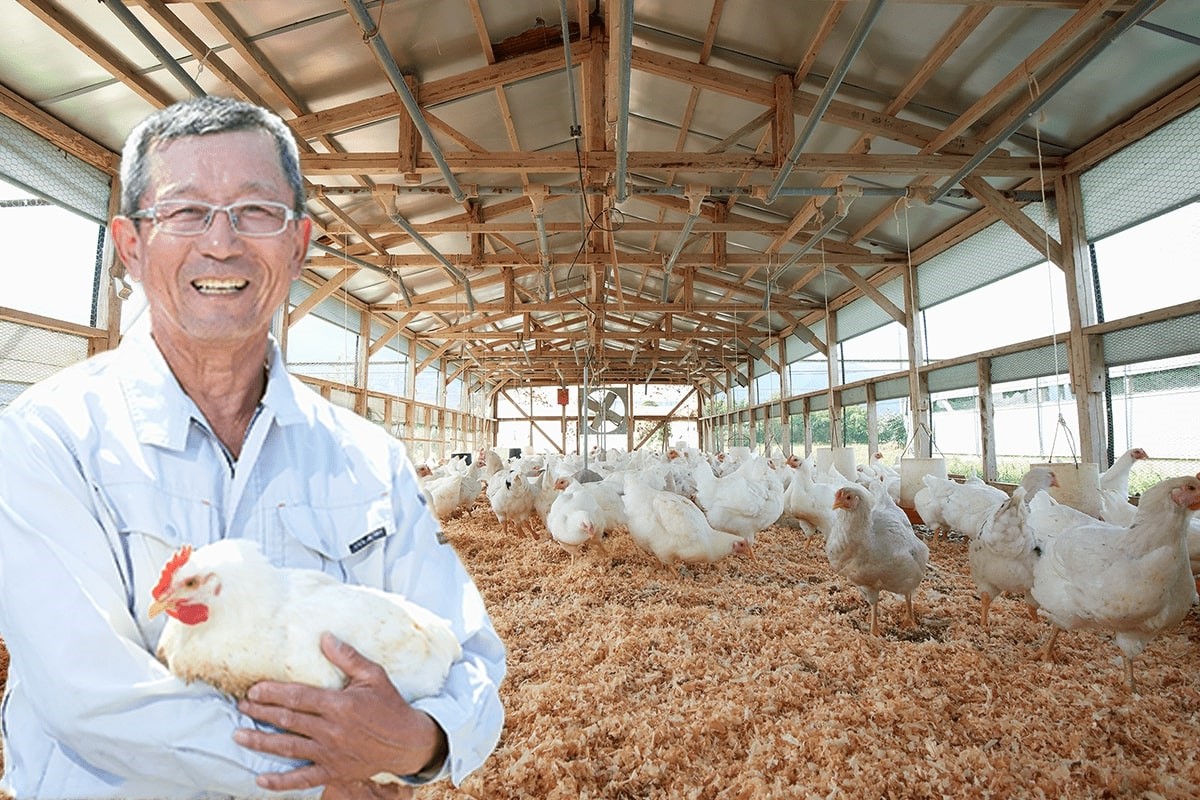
[2,511,1199,798]
[418,510,1200,800]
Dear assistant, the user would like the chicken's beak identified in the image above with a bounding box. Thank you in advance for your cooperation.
[148,596,172,619]
[832,493,851,510]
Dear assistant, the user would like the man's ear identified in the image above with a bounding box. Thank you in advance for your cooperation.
[110,216,145,282]
[289,216,313,279]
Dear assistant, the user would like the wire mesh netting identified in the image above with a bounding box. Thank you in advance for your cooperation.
[0,321,92,411]
[0,115,110,224]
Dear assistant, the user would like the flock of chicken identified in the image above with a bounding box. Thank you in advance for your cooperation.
[418,445,1200,692]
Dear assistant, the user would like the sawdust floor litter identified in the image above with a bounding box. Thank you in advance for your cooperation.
[417,511,1200,800]
[1,514,1198,799]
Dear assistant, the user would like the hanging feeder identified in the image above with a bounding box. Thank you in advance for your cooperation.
[900,457,947,509]
[816,446,857,481]
[1033,460,1103,518]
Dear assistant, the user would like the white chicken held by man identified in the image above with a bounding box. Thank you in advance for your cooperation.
[150,540,462,705]
[1029,473,1200,692]
[826,483,929,636]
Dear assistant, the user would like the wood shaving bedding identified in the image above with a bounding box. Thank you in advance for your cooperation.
[419,514,1200,800]
[2,518,1197,798]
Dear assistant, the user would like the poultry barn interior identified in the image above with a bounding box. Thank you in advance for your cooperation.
[2,0,1200,796]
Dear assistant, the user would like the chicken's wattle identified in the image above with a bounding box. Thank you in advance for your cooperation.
[168,603,209,625]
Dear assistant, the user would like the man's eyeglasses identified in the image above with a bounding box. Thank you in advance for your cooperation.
[128,200,301,237]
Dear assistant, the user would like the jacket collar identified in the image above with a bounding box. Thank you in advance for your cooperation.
[117,325,307,451]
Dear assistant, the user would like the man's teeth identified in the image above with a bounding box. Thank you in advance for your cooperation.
[193,279,248,294]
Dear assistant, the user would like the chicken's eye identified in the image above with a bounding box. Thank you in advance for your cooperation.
[183,577,199,589]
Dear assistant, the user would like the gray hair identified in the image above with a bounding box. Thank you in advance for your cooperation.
[118,96,304,216]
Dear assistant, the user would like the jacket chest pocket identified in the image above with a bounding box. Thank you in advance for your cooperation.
[275,493,395,587]
[97,483,222,644]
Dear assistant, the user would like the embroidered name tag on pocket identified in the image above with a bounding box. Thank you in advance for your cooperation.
[349,527,387,554]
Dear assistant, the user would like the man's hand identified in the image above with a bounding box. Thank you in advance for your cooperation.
[233,632,447,793]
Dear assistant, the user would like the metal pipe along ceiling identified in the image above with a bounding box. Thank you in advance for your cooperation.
[765,0,887,204]
[928,0,1161,204]
[345,0,466,204]
[778,197,851,270]
[102,0,207,97]
[558,0,590,245]
[663,209,703,274]
[309,240,412,307]
[557,0,583,137]
[387,210,476,312]
[614,0,634,203]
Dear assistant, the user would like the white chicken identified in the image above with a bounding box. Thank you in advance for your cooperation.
[912,474,952,544]
[692,455,785,544]
[150,539,461,703]
[1101,447,1150,497]
[968,466,1059,627]
[826,483,929,636]
[1099,447,1150,525]
[546,476,626,562]
[487,462,539,538]
[622,478,754,574]
[1189,523,1200,593]
[915,474,1007,544]
[1029,474,1200,691]
[415,464,468,522]
[783,453,854,543]
[532,467,561,532]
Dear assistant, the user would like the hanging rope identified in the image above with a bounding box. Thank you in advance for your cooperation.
[1028,73,1079,466]
[766,252,787,456]
[338,235,355,394]
[894,190,938,459]
[819,236,841,449]
[730,309,747,448]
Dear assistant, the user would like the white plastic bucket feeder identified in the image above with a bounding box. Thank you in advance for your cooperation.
[900,457,947,508]
[1033,461,1103,518]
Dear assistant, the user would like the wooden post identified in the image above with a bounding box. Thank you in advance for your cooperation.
[903,263,931,457]
[1057,172,1107,466]
[977,356,997,482]
[773,74,794,170]
[398,75,420,178]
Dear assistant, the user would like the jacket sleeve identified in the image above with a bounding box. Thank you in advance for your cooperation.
[0,407,317,799]
[381,452,507,786]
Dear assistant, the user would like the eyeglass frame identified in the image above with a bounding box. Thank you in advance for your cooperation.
[127,199,304,237]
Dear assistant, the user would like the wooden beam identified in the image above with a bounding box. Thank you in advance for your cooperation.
[368,313,417,357]
[13,0,176,108]
[834,266,905,324]
[416,339,458,375]
[0,82,117,174]
[498,387,564,454]
[962,176,1063,268]
[288,40,594,140]
[288,267,353,326]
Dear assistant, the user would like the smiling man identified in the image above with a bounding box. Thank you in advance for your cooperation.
[0,97,505,800]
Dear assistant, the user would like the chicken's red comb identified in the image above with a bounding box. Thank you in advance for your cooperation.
[152,544,193,600]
